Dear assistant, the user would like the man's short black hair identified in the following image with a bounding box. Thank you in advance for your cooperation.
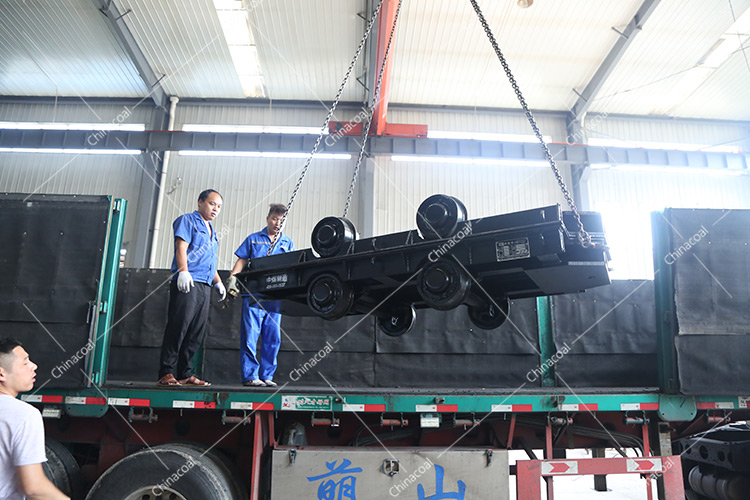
[0,337,22,370]
[0,337,21,356]
[198,189,222,202]
[268,203,287,217]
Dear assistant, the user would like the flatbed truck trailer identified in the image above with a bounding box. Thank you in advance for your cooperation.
[3,193,750,500]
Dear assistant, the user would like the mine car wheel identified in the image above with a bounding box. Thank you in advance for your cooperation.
[307,273,354,320]
[417,259,471,310]
[377,304,417,337]
[468,296,510,330]
[416,194,468,240]
[311,216,356,257]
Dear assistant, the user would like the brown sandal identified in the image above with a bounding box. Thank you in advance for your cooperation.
[157,374,182,386]
[179,375,211,386]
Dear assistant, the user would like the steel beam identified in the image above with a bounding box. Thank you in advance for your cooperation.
[569,0,661,122]
[1,129,749,171]
[94,0,168,109]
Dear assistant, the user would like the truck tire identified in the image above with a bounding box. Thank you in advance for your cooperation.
[43,439,84,500]
[85,443,243,500]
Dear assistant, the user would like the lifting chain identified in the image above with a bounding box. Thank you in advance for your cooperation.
[268,0,386,255]
[469,0,593,247]
[342,0,403,219]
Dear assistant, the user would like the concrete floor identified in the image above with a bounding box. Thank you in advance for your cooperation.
[509,449,650,500]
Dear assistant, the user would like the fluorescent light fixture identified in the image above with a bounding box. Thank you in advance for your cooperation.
[588,137,743,154]
[0,147,140,155]
[178,150,351,160]
[653,6,750,114]
[0,121,145,131]
[427,130,552,143]
[214,0,265,97]
[391,155,549,167]
[589,163,746,176]
[183,124,324,135]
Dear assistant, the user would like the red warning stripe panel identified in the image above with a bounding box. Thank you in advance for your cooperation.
[513,404,534,412]
[43,395,64,404]
[365,404,386,412]
[560,403,599,412]
[254,403,274,411]
[130,398,151,407]
[697,402,735,410]
[436,404,458,412]
[620,403,659,411]
[66,397,107,405]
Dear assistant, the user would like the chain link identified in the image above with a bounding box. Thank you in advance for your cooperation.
[343,0,403,219]
[469,0,592,247]
[268,0,386,255]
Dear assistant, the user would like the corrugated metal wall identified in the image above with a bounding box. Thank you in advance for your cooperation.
[584,115,750,151]
[0,152,145,265]
[151,155,359,270]
[174,103,362,130]
[371,157,571,236]
[0,102,154,126]
[588,169,750,279]
[389,108,568,142]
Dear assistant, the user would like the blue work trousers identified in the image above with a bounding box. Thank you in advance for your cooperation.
[240,297,281,382]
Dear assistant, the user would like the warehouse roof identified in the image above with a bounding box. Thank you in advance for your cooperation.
[0,0,748,121]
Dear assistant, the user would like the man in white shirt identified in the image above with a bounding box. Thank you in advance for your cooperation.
[0,337,69,500]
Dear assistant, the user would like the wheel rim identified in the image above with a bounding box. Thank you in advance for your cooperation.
[417,260,470,310]
[468,296,510,330]
[378,305,416,337]
[123,486,187,500]
[416,195,467,240]
[311,217,356,257]
[307,274,354,319]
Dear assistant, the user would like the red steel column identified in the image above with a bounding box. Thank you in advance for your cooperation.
[371,0,398,136]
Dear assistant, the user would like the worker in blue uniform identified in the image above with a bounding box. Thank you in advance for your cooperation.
[157,189,226,387]
[227,204,294,387]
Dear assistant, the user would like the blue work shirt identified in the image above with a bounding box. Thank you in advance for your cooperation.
[235,227,294,261]
[235,228,294,296]
[170,211,219,285]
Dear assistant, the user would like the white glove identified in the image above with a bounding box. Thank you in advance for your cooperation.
[214,281,226,301]
[177,271,194,293]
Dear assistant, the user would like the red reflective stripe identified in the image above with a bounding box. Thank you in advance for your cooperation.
[514,405,533,412]
[88,398,107,405]
[365,404,386,412]
[254,403,274,410]
[640,403,659,410]
[42,395,64,403]
[194,402,216,409]
[130,399,151,407]
[436,404,458,412]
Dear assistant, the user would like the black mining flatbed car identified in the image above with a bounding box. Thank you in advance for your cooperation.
[236,194,610,336]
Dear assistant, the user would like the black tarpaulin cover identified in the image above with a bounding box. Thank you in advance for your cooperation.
[666,208,750,395]
[0,194,111,388]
